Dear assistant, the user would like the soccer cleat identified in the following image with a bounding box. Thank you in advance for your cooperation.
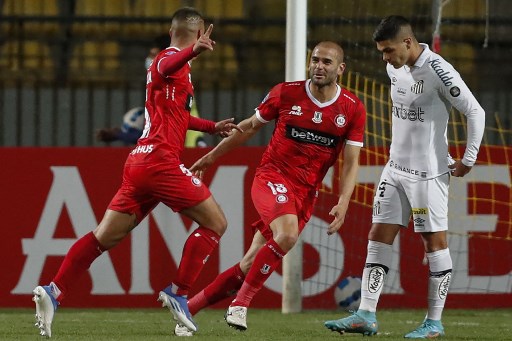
[324,310,378,336]
[158,289,197,332]
[225,305,248,331]
[32,285,59,338]
[174,323,194,337]
[404,319,445,339]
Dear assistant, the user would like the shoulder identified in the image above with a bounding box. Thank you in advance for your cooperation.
[267,80,305,99]
[339,88,360,104]
[423,52,460,87]
[338,88,364,113]
[277,80,306,94]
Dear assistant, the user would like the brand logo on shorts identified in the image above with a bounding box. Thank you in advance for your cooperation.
[260,264,271,275]
[373,201,381,216]
[191,176,201,186]
[413,217,425,226]
[412,208,428,215]
[367,266,385,293]
[276,194,288,203]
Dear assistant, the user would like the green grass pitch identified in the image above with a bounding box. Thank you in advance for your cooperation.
[2,308,511,340]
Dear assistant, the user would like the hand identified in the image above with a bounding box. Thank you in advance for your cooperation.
[327,203,347,235]
[96,127,120,142]
[193,24,215,54]
[448,160,472,177]
[189,154,215,180]
[214,118,243,137]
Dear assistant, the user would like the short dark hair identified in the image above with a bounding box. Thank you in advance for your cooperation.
[171,7,203,23]
[373,15,411,42]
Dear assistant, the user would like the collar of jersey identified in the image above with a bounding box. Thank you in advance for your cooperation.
[411,43,432,69]
[305,79,341,108]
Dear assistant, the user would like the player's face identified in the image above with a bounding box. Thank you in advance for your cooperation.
[309,47,344,87]
[376,38,411,69]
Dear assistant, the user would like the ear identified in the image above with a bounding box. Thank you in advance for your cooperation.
[404,37,412,49]
[338,62,346,76]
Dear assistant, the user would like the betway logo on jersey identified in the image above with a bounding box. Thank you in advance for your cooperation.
[392,104,425,122]
[286,125,339,148]
[428,59,454,86]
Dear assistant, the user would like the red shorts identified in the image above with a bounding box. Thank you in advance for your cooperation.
[108,161,211,222]
[251,170,316,240]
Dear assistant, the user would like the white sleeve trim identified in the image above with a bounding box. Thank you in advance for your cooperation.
[345,140,363,147]
[255,109,269,124]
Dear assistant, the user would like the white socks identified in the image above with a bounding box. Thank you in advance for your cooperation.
[358,240,392,312]
[426,248,452,321]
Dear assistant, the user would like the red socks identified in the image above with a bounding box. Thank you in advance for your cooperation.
[188,263,245,315]
[173,227,220,296]
[53,231,106,302]
[231,239,285,307]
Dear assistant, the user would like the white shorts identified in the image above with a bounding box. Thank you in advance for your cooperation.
[371,167,449,232]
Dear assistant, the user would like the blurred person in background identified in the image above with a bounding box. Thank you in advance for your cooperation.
[32,7,241,338]
[324,15,485,339]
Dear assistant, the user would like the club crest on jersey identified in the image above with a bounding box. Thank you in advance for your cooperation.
[335,114,347,127]
[411,80,424,94]
[312,111,322,123]
[289,105,302,116]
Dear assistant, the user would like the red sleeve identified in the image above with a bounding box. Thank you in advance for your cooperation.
[255,83,282,122]
[157,45,198,77]
[188,115,216,134]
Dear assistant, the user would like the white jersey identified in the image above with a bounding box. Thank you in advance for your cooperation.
[386,43,485,180]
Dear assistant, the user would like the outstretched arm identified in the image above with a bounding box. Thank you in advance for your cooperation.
[190,113,264,178]
[188,116,242,137]
[327,143,361,235]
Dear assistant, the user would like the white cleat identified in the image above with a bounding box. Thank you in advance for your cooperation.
[32,286,58,338]
[174,323,194,337]
[225,306,247,331]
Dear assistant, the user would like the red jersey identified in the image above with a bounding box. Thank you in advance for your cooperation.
[127,47,195,165]
[256,80,366,193]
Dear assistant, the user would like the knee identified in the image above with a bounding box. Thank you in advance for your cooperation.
[274,232,298,252]
[93,229,124,250]
[210,215,228,237]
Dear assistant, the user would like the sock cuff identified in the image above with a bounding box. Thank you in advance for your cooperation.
[87,231,107,253]
[427,248,452,272]
[194,227,221,247]
[366,240,392,267]
[266,238,286,259]
[234,263,246,282]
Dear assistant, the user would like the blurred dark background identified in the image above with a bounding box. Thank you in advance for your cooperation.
[1,0,510,146]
